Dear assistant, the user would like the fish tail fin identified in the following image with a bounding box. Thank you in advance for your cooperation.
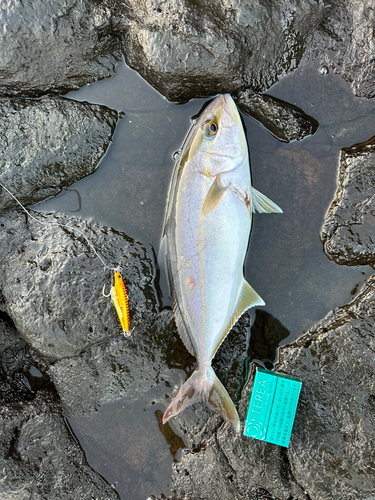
[162,365,240,433]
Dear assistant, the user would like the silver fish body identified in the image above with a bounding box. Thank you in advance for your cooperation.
[162,94,282,431]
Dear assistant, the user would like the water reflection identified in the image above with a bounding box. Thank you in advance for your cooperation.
[33,55,375,499]
[155,410,186,462]
[68,395,176,500]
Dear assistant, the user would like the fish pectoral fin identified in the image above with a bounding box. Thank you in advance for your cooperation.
[251,187,283,214]
[202,175,228,216]
[213,280,265,357]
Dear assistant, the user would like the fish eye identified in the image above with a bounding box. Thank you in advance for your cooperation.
[117,274,122,279]
[207,120,218,136]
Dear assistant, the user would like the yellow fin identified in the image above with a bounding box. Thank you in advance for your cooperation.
[213,280,265,356]
[202,176,227,216]
[251,187,283,214]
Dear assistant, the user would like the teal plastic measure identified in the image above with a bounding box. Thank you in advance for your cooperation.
[244,367,302,447]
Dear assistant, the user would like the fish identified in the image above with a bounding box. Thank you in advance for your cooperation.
[103,269,130,336]
[160,94,282,432]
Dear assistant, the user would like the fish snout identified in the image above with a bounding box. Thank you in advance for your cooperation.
[220,94,240,128]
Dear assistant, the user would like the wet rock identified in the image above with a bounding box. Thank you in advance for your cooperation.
[115,0,326,102]
[0,96,118,214]
[0,313,51,404]
[312,0,375,98]
[0,210,156,360]
[50,310,194,415]
[166,424,297,500]
[276,275,375,499]
[0,0,121,97]
[50,303,249,417]
[158,277,375,500]
[237,91,319,142]
[321,135,375,268]
[0,391,119,499]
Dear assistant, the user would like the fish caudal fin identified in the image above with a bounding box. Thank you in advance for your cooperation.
[163,365,240,433]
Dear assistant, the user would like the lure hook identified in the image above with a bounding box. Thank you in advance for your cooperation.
[102,284,112,297]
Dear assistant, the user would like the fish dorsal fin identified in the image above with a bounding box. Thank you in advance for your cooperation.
[251,187,283,214]
[172,296,197,356]
[202,175,228,217]
[213,280,265,356]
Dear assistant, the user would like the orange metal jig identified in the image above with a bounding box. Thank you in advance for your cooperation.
[103,270,130,336]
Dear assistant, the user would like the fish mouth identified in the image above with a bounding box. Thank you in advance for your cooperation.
[214,93,241,128]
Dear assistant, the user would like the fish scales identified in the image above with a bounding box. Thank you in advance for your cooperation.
[161,94,282,431]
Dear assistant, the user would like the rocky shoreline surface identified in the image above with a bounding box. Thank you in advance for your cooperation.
[0,0,374,499]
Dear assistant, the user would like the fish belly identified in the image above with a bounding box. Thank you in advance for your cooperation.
[174,164,251,363]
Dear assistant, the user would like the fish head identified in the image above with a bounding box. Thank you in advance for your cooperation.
[181,94,248,177]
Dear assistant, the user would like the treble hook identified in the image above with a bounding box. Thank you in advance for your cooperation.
[102,283,112,297]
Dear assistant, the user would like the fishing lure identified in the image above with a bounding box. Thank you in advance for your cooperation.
[103,269,130,336]
[0,182,130,336]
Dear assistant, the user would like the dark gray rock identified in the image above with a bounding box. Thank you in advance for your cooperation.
[0,96,118,214]
[237,90,319,142]
[50,310,195,415]
[0,210,156,360]
[0,391,119,499]
[276,275,375,500]
[312,0,375,98]
[0,301,119,498]
[321,135,375,268]
[0,313,51,404]
[115,0,326,102]
[0,0,121,97]
[158,277,375,500]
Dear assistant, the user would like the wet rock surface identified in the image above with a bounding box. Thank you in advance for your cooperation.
[312,0,375,98]
[237,90,319,142]
[0,313,50,404]
[321,135,375,268]
[160,277,375,500]
[0,314,119,499]
[0,0,374,498]
[0,210,156,360]
[50,310,194,415]
[277,275,375,500]
[0,0,121,97]
[0,96,118,214]
[115,0,326,102]
[0,390,119,500]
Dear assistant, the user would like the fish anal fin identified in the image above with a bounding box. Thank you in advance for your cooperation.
[172,296,196,356]
[213,280,265,356]
[157,235,170,289]
[251,187,283,214]
[202,175,228,217]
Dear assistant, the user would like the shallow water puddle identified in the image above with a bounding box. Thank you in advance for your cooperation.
[36,56,375,498]
[68,394,181,500]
